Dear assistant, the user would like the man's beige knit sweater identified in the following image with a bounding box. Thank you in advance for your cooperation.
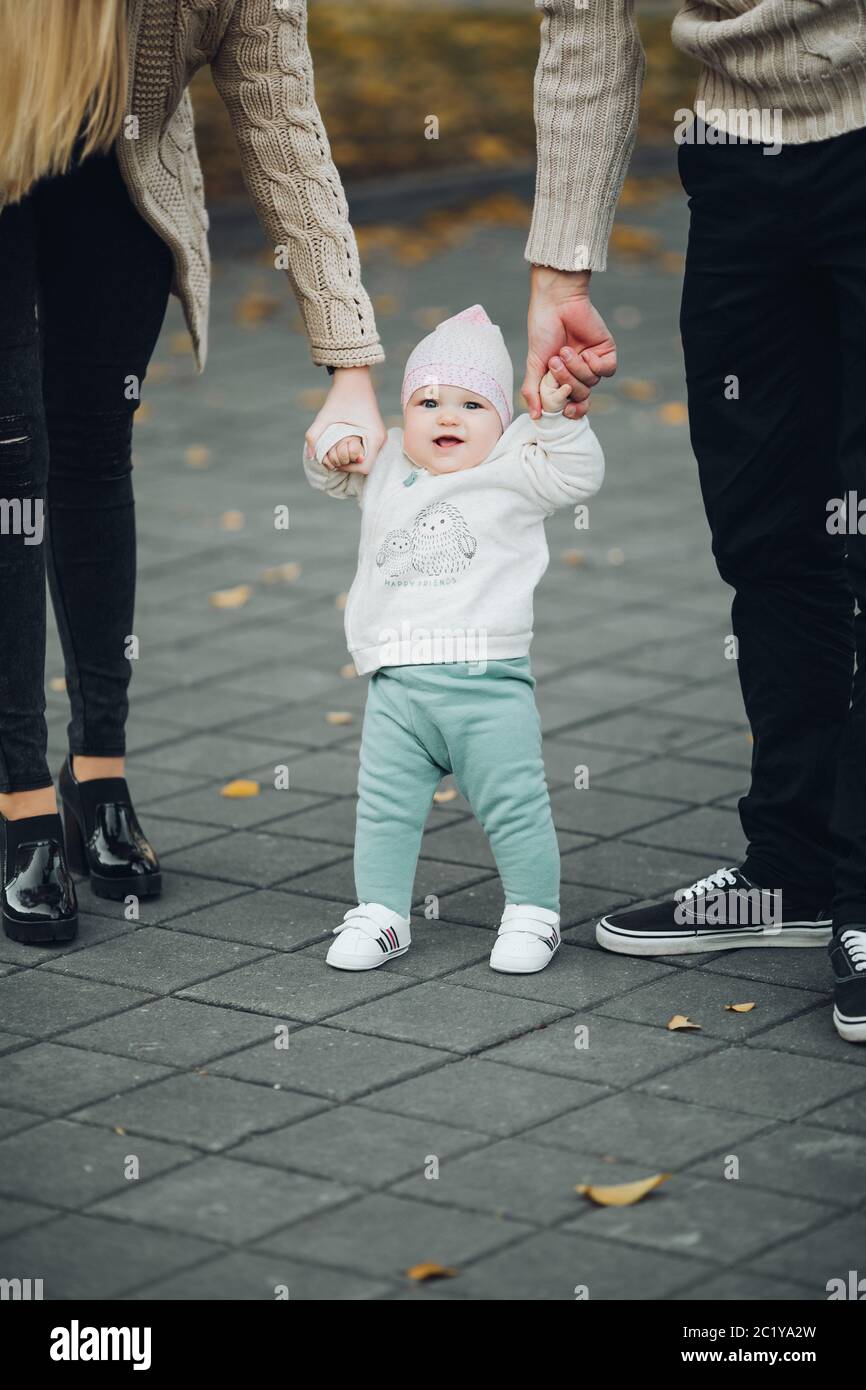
[525,0,866,274]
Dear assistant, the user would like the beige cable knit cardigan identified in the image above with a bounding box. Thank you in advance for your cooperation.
[114,0,382,372]
[526,0,866,274]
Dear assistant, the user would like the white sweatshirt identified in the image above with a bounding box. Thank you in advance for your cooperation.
[303,410,604,675]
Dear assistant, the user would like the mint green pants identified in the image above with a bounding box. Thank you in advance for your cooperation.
[355,658,560,917]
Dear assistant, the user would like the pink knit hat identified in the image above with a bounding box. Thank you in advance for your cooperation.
[401,304,514,431]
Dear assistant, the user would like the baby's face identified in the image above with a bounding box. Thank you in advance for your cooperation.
[402,383,503,474]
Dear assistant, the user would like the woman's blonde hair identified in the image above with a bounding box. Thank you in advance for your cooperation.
[0,0,128,204]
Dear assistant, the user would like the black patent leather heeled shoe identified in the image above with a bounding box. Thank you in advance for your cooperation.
[59,757,161,901]
[1,811,78,944]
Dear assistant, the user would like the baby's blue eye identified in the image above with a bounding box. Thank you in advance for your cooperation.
[464,402,481,409]
[421,399,438,408]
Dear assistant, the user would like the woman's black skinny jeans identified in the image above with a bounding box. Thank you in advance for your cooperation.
[0,145,173,793]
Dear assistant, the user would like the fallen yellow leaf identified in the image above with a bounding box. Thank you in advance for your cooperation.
[405,1262,459,1282]
[326,711,353,725]
[261,562,301,584]
[575,1173,672,1206]
[219,511,245,532]
[185,444,211,469]
[170,331,193,355]
[667,1014,702,1031]
[658,401,689,426]
[210,584,253,610]
[620,378,658,402]
[340,662,359,679]
[335,592,349,611]
[49,676,66,692]
[236,290,280,325]
[433,788,459,803]
[221,779,261,799]
[113,1126,126,1136]
[725,1002,756,1013]
[561,549,585,567]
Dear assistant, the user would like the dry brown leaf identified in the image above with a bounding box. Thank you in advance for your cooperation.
[147,362,169,384]
[667,1014,702,1031]
[219,511,245,532]
[185,444,211,470]
[113,1126,126,1136]
[658,401,689,426]
[405,1262,459,1282]
[325,711,353,726]
[575,1173,672,1206]
[372,293,400,316]
[261,562,301,584]
[236,290,280,325]
[49,676,66,692]
[170,331,193,355]
[609,223,662,255]
[433,788,459,804]
[620,378,658,402]
[335,591,349,611]
[725,1002,756,1013]
[340,662,359,679]
[561,549,586,567]
[209,584,253,610]
[658,250,686,274]
[221,779,261,799]
[136,402,151,424]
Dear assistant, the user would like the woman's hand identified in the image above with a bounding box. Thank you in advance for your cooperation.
[304,366,386,475]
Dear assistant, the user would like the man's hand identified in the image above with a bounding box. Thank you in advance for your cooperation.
[522,267,618,421]
[304,366,385,474]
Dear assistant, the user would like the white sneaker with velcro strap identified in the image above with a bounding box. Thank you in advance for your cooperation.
[326,902,411,971]
[489,904,561,974]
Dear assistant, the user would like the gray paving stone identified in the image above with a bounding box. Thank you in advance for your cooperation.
[42,926,266,993]
[359,1057,605,1137]
[628,805,745,860]
[561,1174,831,1265]
[485,1012,721,1084]
[395,1228,715,1301]
[143,784,328,831]
[748,1212,866,1293]
[165,889,335,951]
[597,754,747,805]
[208,1024,453,1101]
[88,1155,355,1244]
[804,1091,866,1135]
[178,951,408,1021]
[0,1119,196,1208]
[334,981,569,1055]
[162,830,349,888]
[702,949,834,993]
[0,912,128,966]
[0,1196,57,1239]
[0,1212,216,1299]
[128,731,299,778]
[743,1007,865,1064]
[0,1105,40,1139]
[0,972,151,1039]
[124,815,225,856]
[393,1136,658,1226]
[548,785,685,838]
[638,1045,861,1120]
[593,969,826,1039]
[0,1043,170,1116]
[673,1269,820,1300]
[127,1248,392,1300]
[74,872,252,926]
[61,996,287,1067]
[272,748,361,796]
[233,1104,487,1187]
[559,840,713,895]
[449,941,675,1009]
[254,1192,533,1278]
[685,1122,866,1205]
[525,1091,770,1168]
[72,1071,326,1151]
[567,709,732,758]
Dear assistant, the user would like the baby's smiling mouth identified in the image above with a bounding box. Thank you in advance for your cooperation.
[434,434,464,448]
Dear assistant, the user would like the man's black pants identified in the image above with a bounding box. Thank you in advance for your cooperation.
[679,122,866,927]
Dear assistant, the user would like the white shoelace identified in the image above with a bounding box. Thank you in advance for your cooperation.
[675,866,738,903]
[841,929,866,971]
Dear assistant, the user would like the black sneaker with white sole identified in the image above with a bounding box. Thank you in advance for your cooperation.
[829,927,866,1043]
[596,866,831,957]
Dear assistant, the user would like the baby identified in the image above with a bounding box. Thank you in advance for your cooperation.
[304,305,604,975]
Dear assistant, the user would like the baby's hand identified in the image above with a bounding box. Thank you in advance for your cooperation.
[540,368,572,414]
[322,434,369,474]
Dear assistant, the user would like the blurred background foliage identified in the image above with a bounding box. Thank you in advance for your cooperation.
[191,4,697,202]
